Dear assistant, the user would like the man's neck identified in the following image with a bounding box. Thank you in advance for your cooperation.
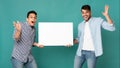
[85,16,91,22]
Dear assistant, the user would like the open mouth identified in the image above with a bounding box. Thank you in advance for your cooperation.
[83,15,88,18]
[31,21,34,24]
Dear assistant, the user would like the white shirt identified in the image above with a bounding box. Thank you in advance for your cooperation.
[82,22,95,51]
[76,17,115,57]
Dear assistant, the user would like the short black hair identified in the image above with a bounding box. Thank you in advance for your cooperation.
[81,5,91,11]
[27,10,37,18]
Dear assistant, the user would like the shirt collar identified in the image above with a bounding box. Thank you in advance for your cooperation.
[25,22,35,29]
[83,17,93,23]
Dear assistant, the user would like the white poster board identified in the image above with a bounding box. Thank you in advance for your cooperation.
[38,22,73,46]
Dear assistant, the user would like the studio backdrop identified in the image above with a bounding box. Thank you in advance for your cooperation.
[0,0,119,68]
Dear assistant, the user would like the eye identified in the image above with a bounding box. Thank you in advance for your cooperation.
[31,17,36,19]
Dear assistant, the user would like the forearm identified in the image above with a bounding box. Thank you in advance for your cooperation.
[105,14,113,24]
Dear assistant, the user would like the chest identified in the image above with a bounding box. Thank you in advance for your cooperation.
[21,25,35,39]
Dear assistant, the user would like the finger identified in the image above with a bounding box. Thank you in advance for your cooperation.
[65,44,71,47]
[13,21,17,27]
[17,21,19,23]
[102,12,104,15]
[13,21,19,26]
[17,23,21,29]
[67,45,71,48]
[105,5,109,8]
[17,23,21,27]
[39,45,43,47]
[39,45,44,48]
[105,5,109,11]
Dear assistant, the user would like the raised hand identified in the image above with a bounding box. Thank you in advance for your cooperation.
[13,21,21,32]
[102,5,113,24]
[13,21,21,40]
[102,5,109,16]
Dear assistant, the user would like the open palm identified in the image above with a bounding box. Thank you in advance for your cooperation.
[102,5,109,16]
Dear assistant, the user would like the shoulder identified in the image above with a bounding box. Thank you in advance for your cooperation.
[78,22,83,28]
[79,21,84,25]
[19,22,27,30]
[19,22,27,26]
[91,17,104,24]
[78,21,84,29]
[92,17,104,21]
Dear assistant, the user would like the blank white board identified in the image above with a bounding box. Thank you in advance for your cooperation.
[38,22,73,46]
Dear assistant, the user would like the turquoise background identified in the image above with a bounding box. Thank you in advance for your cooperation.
[0,0,119,68]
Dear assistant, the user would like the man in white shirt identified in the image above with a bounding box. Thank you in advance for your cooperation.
[73,5,115,68]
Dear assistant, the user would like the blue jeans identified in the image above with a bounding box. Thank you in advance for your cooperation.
[11,57,37,68]
[74,50,97,68]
